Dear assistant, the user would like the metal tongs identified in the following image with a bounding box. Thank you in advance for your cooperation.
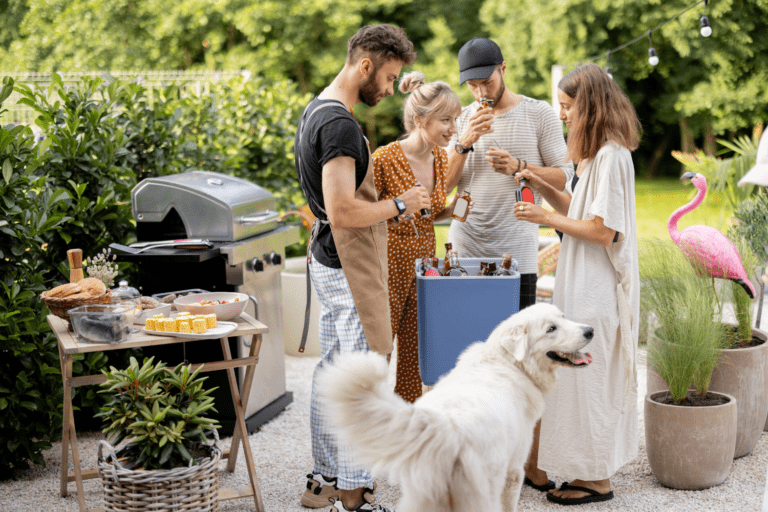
[109,239,213,254]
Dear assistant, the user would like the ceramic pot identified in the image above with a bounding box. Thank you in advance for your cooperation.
[645,391,737,490]
[646,327,768,458]
[708,327,768,457]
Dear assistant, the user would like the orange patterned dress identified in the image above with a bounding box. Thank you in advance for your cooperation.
[372,141,448,402]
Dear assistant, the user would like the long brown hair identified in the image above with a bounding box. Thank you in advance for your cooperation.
[558,63,641,162]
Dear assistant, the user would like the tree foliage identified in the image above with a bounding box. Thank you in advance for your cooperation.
[1,0,766,171]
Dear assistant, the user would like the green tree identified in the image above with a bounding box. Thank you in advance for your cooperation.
[480,0,768,175]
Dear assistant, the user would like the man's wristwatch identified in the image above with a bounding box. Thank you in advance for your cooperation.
[392,197,407,217]
[455,143,474,154]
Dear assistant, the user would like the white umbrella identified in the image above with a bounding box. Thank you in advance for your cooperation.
[738,126,768,187]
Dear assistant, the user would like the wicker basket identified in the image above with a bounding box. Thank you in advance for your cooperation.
[41,291,112,323]
[97,431,222,512]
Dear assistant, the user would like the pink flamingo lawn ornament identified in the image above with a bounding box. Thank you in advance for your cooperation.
[668,172,756,299]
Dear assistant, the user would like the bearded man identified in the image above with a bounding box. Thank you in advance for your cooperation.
[294,24,428,512]
[446,37,574,310]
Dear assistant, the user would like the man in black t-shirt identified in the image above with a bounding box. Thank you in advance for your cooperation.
[295,24,429,512]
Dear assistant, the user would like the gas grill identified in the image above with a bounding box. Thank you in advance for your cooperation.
[115,171,300,435]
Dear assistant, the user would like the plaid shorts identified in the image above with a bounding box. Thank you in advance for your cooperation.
[308,253,373,490]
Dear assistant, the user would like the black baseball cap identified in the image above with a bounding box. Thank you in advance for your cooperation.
[458,38,504,85]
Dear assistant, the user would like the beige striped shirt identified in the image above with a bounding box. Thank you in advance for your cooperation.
[448,96,574,274]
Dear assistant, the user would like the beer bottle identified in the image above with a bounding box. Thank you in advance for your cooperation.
[488,262,498,276]
[477,262,489,276]
[452,172,475,222]
[516,177,534,204]
[443,243,453,276]
[421,256,440,277]
[445,250,468,276]
[495,254,514,276]
[431,256,440,275]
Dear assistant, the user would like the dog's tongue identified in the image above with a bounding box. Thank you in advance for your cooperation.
[562,351,592,366]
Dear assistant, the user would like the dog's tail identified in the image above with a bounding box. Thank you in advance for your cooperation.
[317,352,460,498]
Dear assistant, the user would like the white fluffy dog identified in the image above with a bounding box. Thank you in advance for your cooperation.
[317,303,594,512]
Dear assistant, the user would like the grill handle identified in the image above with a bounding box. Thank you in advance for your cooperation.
[242,294,259,347]
[239,210,280,225]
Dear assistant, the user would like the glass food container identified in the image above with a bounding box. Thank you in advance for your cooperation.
[111,280,141,308]
[68,304,135,343]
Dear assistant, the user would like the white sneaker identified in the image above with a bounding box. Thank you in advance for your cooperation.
[329,484,393,512]
[301,473,340,508]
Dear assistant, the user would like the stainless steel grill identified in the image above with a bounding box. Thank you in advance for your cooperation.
[131,171,279,242]
[117,170,300,434]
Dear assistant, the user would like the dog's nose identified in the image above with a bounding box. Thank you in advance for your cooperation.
[583,327,594,340]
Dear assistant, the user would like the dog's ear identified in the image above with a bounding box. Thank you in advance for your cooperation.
[501,324,528,361]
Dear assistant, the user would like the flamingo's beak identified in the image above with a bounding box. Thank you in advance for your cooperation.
[680,172,697,182]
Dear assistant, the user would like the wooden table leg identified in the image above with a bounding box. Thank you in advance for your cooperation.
[227,334,262,472]
[58,349,72,498]
[58,348,87,511]
[221,336,265,512]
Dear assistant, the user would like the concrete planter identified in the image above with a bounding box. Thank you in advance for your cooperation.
[281,257,320,357]
[645,391,737,490]
[708,327,768,457]
[646,327,768,458]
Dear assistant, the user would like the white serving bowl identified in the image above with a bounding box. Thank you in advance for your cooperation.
[133,303,172,325]
[173,292,249,321]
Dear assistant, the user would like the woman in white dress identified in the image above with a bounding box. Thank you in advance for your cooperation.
[514,63,641,505]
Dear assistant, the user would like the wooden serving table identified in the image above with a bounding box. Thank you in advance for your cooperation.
[48,312,268,512]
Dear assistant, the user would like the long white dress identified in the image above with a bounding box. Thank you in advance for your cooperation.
[538,141,640,481]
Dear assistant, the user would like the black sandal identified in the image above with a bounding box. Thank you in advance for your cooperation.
[523,476,556,492]
[546,481,614,505]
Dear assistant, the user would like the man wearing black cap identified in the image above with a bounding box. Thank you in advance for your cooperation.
[446,37,573,310]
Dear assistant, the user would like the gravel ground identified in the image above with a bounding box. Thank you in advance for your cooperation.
[1,348,766,512]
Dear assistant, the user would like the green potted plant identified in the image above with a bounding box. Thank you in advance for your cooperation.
[95,356,222,511]
[641,239,737,490]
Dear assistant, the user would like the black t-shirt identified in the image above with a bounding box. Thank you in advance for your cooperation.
[294,98,369,268]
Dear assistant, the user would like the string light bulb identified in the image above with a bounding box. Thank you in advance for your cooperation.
[647,31,659,66]
[605,51,613,79]
[700,1,712,37]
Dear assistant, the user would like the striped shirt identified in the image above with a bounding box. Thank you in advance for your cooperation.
[448,96,574,274]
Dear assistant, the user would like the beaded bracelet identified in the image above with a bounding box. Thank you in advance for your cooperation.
[516,159,521,173]
[523,160,528,170]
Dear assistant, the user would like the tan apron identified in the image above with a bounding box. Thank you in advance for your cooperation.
[329,148,393,354]
[298,100,392,355]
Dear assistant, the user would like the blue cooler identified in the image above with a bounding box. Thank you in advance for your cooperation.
[416,257,520,385]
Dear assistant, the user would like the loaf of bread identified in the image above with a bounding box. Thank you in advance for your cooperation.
[79,277,106,296]
[140,296,161,310]
[44,282,83,298]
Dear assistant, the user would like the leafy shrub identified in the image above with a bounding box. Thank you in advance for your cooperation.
[0,77,70,479]
[1,72,311,476]
[97,357,220,470]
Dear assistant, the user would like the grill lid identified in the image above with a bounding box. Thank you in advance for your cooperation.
[132,171,278,242]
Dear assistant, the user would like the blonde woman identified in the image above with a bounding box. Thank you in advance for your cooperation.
[373,71,462,402]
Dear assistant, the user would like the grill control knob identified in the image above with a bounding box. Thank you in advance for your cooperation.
[246,258,265,273]
[264,251,282,266]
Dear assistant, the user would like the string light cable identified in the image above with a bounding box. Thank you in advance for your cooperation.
[577,0,713,72]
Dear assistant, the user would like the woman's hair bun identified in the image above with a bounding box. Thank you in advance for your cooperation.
[398,70,426,94]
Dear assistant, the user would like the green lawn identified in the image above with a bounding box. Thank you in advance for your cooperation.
[434,177,733,251]
[635,177,732,240]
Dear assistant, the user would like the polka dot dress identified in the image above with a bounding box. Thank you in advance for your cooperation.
[373,141,448,403]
